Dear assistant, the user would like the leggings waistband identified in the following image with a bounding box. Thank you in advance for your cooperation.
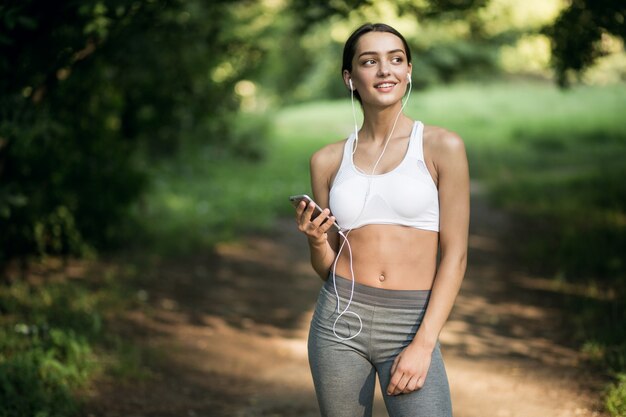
[325,274,431,309]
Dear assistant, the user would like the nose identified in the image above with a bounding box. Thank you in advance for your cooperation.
[377,61,390,77]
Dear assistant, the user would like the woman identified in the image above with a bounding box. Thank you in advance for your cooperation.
[294,23,469,417]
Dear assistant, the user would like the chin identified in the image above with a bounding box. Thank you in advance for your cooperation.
[367,96,403,108]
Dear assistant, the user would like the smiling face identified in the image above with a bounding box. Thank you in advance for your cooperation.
[344,31,412,108]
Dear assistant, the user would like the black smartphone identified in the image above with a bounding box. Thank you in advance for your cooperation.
[289,194,340,232]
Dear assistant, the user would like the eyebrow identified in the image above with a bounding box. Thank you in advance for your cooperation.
[358,49,406,58]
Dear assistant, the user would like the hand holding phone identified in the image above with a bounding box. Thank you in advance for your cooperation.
[289,194,340,232]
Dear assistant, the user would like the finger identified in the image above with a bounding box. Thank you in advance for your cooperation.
[297,202,315,226]
[320,215,336,232]
[302,202,318,223]
[395,373,410,395]
[295,201,306,217]
[311,207,330,228]
[387,372,405,396]
[296,202,311,230]
[416,374,425,390]
[387,356,400,395]
[403,376,420,393]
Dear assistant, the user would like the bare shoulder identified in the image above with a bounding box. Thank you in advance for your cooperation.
[422,124,466,162]
[310,138,347,173]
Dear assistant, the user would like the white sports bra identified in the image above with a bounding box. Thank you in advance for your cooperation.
[329,121,439,232]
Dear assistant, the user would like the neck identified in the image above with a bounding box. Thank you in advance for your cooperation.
[360,102,411,145]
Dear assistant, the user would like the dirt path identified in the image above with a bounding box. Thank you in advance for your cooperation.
[85,185,608,417]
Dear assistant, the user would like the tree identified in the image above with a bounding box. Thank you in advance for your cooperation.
[0,0,266,264]
[548,0,626,86]
[289,0,626,87]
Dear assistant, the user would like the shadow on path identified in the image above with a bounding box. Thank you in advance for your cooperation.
[83,184,608,417]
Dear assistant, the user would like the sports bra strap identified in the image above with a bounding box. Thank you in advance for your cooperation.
[406,121,424,162]
[343,133,355,164]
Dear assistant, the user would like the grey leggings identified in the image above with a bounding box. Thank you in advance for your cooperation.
[308,275,452,417]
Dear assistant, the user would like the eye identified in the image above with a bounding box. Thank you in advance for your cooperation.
[391,56,404,64]
[361,59,376,66]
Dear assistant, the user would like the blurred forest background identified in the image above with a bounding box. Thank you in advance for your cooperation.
[1,0,625,416]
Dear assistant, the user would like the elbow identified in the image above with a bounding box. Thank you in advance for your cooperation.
[441,250,467,276]
[458,251,468,272]
[311,259,331,281]
[453,256,467,277]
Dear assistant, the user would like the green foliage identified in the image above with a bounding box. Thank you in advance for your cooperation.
[0,0,272,263]
[289,0,489,32]
[607,373,626,417]
[34,206,86,257]
[136,112,294,254]
[288,0,364,31]
[0,350,78,417]
[288,0,626,89]
[547,0,626,86]
[274,1,506,103]
[4,0,621,265]
[0,278,105,417]
[411,39,499,87]
[492,166,626,282]
[0,257,148,416]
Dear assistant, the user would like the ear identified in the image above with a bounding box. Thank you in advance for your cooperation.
[343,70,353,90]
[407,63,412,83]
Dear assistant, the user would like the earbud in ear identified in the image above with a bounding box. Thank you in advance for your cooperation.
[407,73,412,84]
[349,79,354,90]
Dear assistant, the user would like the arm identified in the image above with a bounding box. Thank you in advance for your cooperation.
[413,132,469,350]
[294,146,341,280]
[387,131,470,395]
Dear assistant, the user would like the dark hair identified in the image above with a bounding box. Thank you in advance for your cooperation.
[342,23,412,103]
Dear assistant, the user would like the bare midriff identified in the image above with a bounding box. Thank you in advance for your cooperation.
[332,224,439,290]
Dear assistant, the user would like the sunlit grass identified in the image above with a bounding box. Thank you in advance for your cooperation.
[141,82,626,256]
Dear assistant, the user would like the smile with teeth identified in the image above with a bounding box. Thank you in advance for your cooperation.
[375,82,396,89]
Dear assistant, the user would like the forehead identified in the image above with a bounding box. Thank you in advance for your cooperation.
[354,31,405,56]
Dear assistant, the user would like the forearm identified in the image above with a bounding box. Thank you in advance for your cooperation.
[413,255,467,348]
[308,236,337,280]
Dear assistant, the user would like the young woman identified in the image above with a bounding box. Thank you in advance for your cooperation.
[294,23,469,417]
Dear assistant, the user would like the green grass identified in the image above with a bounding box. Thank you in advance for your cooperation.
[140,81,626,250]
[135,106,357,254]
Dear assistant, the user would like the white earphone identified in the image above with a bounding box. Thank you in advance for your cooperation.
[348,78,354,90]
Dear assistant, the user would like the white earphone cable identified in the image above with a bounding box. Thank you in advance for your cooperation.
[331,75,412,341]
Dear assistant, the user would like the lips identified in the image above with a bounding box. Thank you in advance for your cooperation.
[374,81,397,90]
